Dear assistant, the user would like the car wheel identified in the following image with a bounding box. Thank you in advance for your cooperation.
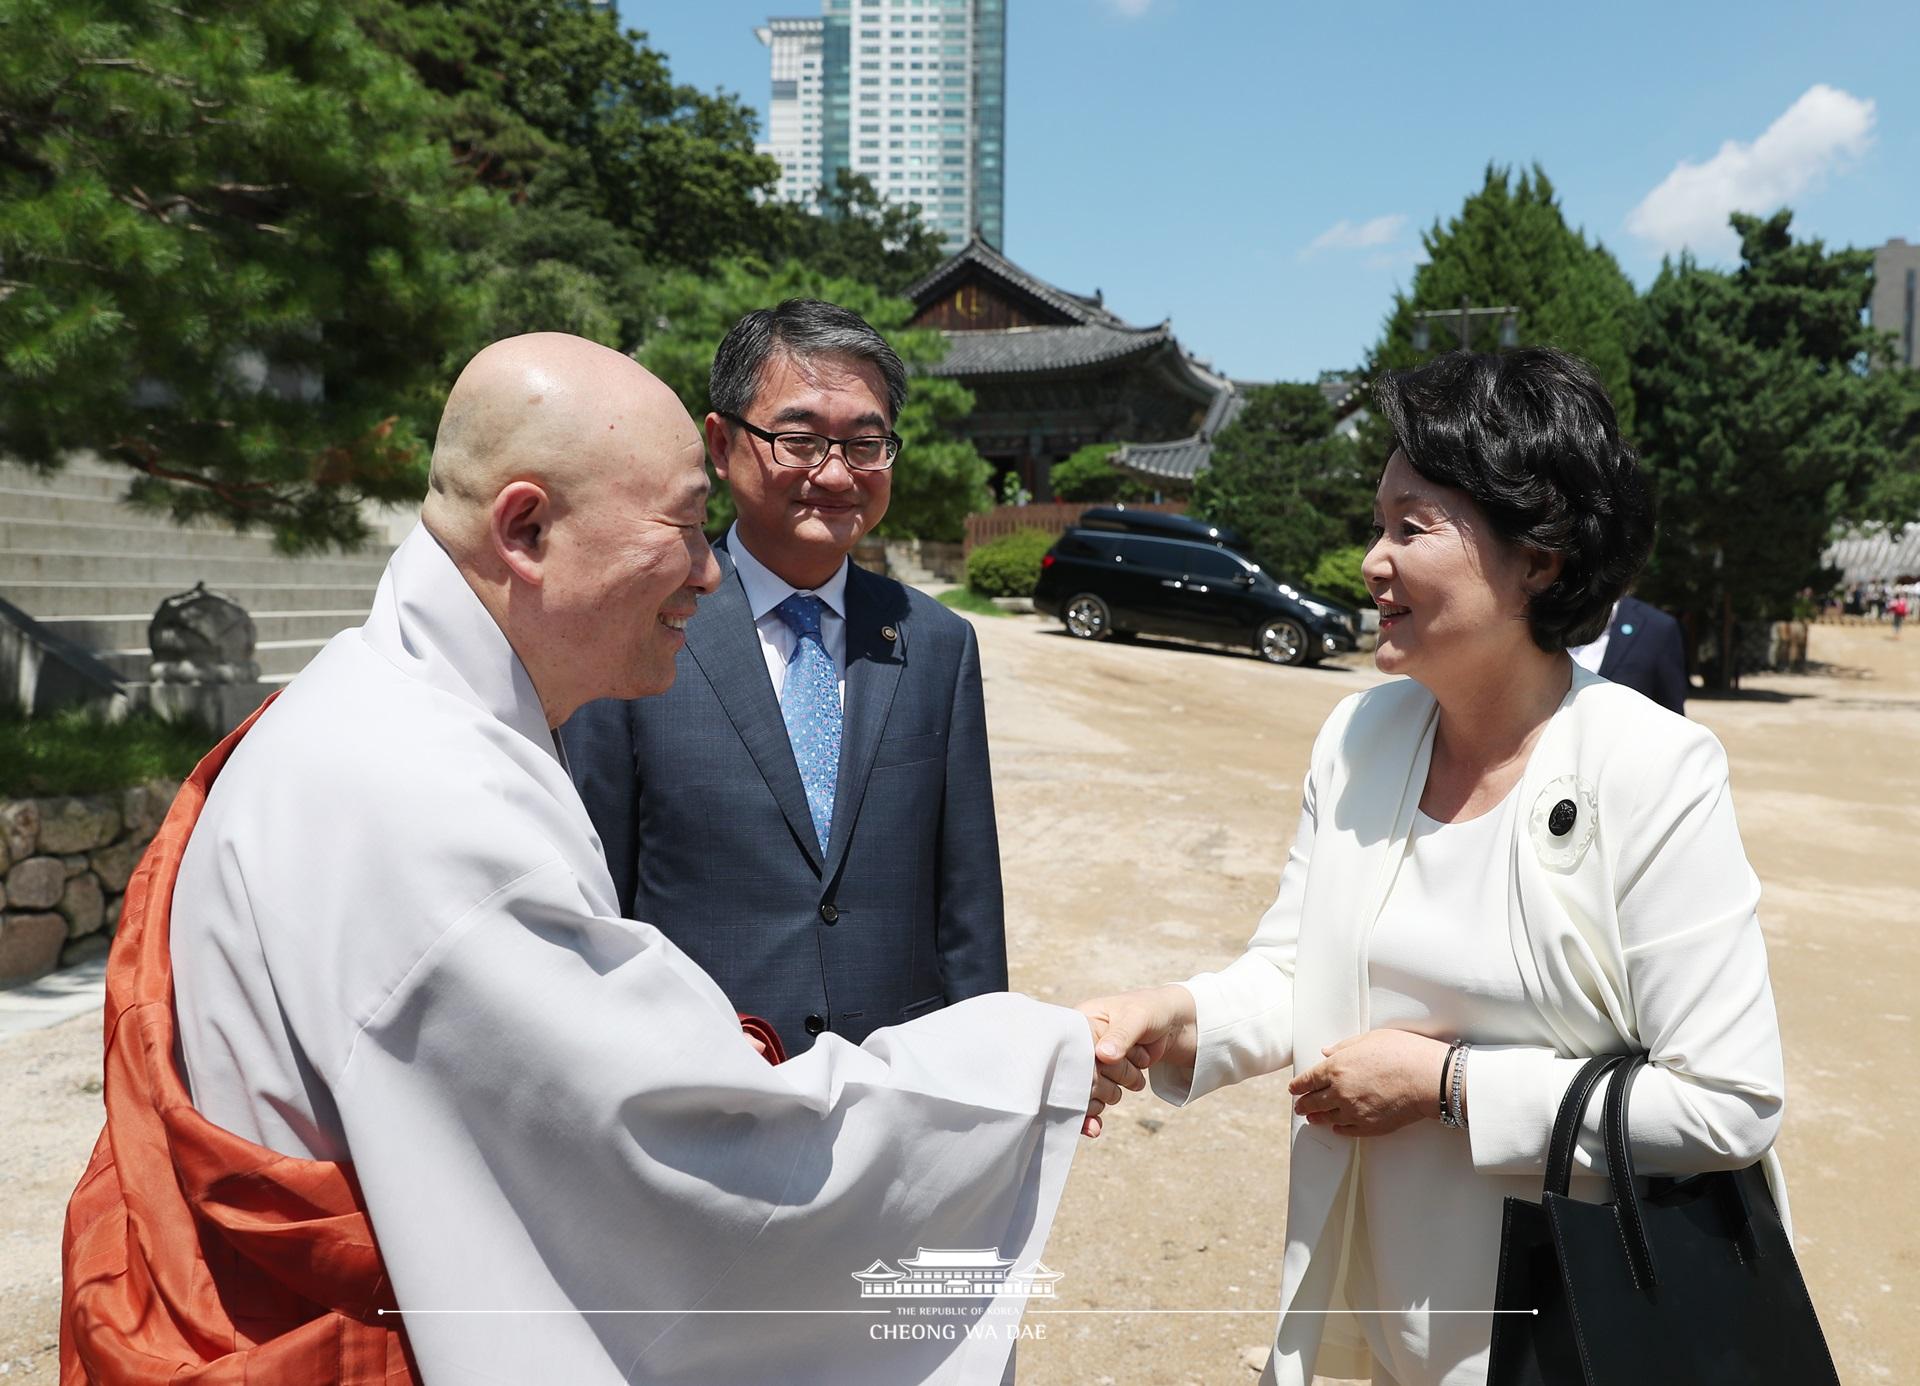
[1256,618,1309,666]
[1063,593,1113,641]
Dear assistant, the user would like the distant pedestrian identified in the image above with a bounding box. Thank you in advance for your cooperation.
[1893,594,1909,638]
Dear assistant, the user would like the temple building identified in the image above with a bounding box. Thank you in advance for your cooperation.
[906,236,1228,500]
[1109,376,1368,495]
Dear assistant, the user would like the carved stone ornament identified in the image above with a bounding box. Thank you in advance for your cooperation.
[148,581,259,684]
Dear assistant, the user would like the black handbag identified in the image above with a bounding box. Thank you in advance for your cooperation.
[1488,1054,1839,1386]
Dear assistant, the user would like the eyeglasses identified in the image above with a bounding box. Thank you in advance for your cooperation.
[721,414,901,472]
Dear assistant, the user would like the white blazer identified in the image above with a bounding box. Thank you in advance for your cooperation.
[1152,665,1787,1386]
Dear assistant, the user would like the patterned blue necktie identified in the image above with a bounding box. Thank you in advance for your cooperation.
[774,594,841,854]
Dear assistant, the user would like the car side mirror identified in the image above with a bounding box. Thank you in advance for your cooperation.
[1234,572,1256,586]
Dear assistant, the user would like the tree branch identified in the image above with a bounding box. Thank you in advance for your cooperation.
[109,436,286,515]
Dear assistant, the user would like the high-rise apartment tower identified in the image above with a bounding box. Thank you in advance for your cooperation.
[756,0,1006,251]
[1871,238,1920,371]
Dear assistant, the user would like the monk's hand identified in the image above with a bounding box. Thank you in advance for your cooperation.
[1286,1030,1451,1138]
[1074,986,1198,1139]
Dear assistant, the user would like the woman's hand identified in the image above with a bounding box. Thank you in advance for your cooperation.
[1074,986,1199,1138]
[1287,1030,1453,1138]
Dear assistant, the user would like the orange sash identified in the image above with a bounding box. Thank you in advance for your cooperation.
[60,698,419,1384]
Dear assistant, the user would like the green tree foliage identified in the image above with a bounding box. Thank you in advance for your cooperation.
[1304,545,1370,609]
[0,0,492,550]
[1050,441,1154,502]
[638,259,993,542]
[1191,384,1373,579]
[363,7,945,340]
[1633,211,1920,684]
[1372,165,1642,436]
[769,169,948,297]
[360,0,787,351]
[965,528,1054,598]
[361,0,782,267]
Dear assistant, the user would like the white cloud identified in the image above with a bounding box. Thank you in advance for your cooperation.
[1625,84,1875,260]
[1366,248,1425,272]
[1302,213,1408,259]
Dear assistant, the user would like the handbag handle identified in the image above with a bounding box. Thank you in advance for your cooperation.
[1543,1053,1634,1198]
[1602,1054,1660,1290]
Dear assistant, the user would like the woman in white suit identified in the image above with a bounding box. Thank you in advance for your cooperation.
[1080,348,1785,1386]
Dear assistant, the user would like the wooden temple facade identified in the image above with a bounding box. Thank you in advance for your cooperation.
[906,236,1227,500]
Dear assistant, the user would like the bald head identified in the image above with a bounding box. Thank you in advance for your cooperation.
[419,332,721,726]
[424,332,697,556]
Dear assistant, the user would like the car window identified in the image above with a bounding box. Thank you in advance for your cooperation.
[1106,535,1180,571]
[1180,547,1247,581]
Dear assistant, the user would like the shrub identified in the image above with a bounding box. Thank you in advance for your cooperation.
[1051,442,1154,502]
[966,528,1056,598]
[1304,545,1371,609]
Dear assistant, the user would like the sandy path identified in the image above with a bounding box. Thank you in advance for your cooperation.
[2,621,1913,1384]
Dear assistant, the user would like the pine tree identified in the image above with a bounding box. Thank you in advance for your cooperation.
[1634,211,1920,684]
[0,0,492,549]
[1372,165,1641,436]
[360,4,945,343]
[1191,384,1373,579]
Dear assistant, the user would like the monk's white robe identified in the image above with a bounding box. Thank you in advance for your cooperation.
[171,523,1089,1385]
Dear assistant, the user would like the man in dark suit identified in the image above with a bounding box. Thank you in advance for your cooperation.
[562,300,1007,1053]
[1571,593,1689,714]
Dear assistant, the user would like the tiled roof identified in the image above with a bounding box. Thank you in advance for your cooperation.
[923,323,1174,377]
[905,235,1125,328]
[1319,377,1363,414]
[1109,387,1248,482]
[1111,379,1373,483]
[1825,522,1920,582]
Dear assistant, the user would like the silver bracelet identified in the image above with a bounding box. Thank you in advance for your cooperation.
[1446,1042,1471,1129]
[1439,1040,1466,1127]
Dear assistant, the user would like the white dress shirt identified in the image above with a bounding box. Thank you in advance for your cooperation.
[1567,600,1619,673]
[1354,795,1605,1386]
[727,523,849,709]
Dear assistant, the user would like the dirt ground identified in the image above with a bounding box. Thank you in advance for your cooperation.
[2,620,1914,1384]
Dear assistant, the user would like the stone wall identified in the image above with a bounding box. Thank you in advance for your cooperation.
[0,780,176,984]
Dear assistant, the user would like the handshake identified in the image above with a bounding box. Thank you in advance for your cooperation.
[1073,985,1199,1139]
[1072,985,1462,1141]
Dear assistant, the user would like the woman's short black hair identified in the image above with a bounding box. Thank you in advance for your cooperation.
[1372,347,1654,652]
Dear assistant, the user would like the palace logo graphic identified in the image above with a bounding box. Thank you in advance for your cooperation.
[852,1248,1063,1300]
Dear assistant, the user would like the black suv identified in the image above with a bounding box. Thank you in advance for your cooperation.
[1032,508,1358,665]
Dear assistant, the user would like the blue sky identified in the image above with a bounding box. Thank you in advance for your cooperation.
[619,0,1918,384]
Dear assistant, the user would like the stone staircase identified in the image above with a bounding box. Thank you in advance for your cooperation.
[0,454,400,687]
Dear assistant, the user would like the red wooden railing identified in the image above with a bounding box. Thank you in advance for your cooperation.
[963,502,1187,555]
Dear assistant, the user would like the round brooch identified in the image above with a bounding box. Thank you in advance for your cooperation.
[1529,775,1598,873]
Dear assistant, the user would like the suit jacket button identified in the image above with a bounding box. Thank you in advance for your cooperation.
[819,903,839,924]
[804,1014,827,1035]
[1548,798,1577,836]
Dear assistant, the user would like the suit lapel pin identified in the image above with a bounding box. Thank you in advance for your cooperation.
[1621,623,1635,636]
[881,625,898,642]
